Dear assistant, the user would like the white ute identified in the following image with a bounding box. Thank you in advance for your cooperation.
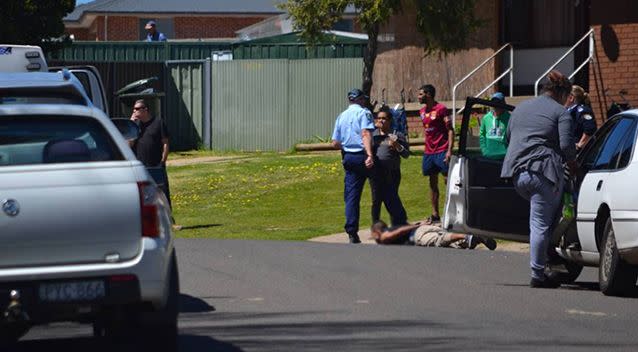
[0,71,179,348]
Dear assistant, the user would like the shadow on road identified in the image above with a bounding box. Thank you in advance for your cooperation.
[180,293,216,313]
[9,335,244,352]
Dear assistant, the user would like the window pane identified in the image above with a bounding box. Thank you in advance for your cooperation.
[581,119,619,170]
[0,116,123,166]
[617,120,637,169]
[593,118,633,170]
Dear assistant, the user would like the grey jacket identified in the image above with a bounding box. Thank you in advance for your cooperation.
[500,95,576,186]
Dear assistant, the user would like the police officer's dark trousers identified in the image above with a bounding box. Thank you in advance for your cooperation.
[342,152,371,237]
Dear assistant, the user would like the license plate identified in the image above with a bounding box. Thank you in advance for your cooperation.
[39,280,105,302]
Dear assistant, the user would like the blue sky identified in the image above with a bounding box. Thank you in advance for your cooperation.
[76,0,94,5]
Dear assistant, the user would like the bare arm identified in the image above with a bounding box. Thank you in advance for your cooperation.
[161,138,169,164]
[378,224,421,244]
[362,128,374,168]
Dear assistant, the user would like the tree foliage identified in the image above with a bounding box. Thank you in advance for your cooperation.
[279,0,483,96]
[0,0,75,51]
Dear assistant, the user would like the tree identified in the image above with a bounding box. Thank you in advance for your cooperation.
[0,0,75,52]
[279,0,483,97]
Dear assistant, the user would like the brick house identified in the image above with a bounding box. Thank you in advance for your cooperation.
[63,0,286,41]
[372,0,637,127]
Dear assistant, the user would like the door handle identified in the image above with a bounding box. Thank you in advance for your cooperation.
[596,180,603,191]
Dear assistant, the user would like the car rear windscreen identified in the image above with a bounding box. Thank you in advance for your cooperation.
[0,116,124,166]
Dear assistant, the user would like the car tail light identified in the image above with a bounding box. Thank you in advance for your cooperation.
[137,182,160,238]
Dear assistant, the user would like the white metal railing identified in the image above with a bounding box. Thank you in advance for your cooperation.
[534,28,595,96]
[452,43,513,124]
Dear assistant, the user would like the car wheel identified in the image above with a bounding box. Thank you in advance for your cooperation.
[141,250,179,351]
[599,218,638,296]
[0,323,30,346]
[547,259,583,284]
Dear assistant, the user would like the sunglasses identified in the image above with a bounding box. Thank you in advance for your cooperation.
[133,106,147,111]
[375,117,390,121]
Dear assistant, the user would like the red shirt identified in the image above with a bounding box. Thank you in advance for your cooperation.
[420,103,452,154]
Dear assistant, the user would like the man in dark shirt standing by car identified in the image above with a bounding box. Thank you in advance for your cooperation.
[130,99,174,214]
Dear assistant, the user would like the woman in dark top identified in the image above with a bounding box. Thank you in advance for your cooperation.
[501,70,577,288]
[370,106,410,226]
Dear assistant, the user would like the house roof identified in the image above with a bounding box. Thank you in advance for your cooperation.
[65,0,287,22]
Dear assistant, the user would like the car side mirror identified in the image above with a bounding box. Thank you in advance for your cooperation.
[112,118,140,141]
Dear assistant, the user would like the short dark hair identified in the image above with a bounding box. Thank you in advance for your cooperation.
[134,99,147,109]
[419,84,436,99]
[371,220,388,233]
[376,105,393,122]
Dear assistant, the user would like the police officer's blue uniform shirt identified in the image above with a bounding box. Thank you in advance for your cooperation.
[332,104,374,153]
[567,103,596,140]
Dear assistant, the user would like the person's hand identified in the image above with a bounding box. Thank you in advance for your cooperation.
[365,155,374,169]
[444,150,452,164]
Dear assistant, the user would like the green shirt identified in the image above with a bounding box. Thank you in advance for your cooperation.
[479,110,510,159]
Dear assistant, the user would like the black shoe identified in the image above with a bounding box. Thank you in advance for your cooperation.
[468,235,480,249]
[348,234,361,244]
[481,237,497,251]
[530,276,561,289]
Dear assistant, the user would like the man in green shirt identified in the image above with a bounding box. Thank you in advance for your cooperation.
[479,92,511,159]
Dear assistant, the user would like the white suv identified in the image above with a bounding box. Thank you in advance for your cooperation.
[444,97,638,297]
[0,72,178,347]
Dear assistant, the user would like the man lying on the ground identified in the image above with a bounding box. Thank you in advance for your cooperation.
[370,221,497,250]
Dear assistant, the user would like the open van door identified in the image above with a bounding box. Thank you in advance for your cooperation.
[50,66,109,116]
[442,97,530,242]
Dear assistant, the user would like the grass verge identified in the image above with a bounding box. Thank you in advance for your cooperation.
[169,151,445,241]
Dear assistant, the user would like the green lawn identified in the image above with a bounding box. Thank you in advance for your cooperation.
[169,151,446,240]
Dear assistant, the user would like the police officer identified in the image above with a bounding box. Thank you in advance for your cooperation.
[566,85,597,151]
[332,88,375,243]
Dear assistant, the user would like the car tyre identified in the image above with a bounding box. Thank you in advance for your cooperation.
[141,250,179,351]
[547,258,583,284]
[0,323,30,346]
[599,218,638,296]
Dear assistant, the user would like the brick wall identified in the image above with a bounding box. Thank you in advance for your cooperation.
[105,16,139,41]
[70,28,91,41]
[174,16,269,39]
[589,23,638,126]
[371,0,499,103]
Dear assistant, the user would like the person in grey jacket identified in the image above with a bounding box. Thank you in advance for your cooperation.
[501,70,576,289]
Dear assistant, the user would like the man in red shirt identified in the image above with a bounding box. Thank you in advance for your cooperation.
[418,84,454,224]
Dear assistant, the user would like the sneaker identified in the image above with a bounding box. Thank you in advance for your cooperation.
[348,233,361,244]
[530,275,561,289]
[481,237,497,251]
[468,235,480,249]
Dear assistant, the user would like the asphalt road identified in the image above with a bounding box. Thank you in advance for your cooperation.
[14,238,638,351]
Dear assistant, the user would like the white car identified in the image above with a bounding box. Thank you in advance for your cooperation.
[0,73,178,347]
[443,97,638,297]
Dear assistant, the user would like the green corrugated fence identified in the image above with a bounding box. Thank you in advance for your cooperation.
[210,58,363,151]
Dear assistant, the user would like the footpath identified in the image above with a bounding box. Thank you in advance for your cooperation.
[310,222,530,252]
